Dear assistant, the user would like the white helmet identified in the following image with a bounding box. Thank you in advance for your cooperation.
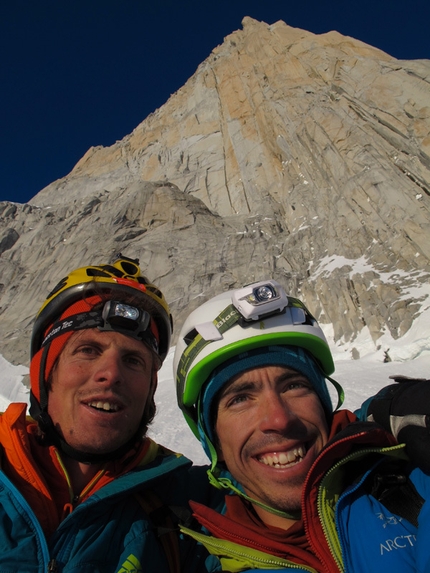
[174,279,341,441]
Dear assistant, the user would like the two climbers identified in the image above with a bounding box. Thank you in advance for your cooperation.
[2,258,429,572]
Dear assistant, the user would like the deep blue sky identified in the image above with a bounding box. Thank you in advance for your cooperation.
[2,0,429,204]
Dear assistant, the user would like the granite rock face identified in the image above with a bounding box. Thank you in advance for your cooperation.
[1,17,429,367]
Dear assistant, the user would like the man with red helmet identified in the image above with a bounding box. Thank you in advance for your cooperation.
[0,255,209,573]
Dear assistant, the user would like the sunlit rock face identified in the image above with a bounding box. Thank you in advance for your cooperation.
[1,17,429,367]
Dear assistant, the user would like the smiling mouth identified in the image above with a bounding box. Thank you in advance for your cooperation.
[86,401,121,413]
[257,445,306,468]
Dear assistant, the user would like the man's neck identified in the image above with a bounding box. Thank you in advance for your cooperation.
[62,457,106,496]
[252,504,298,531]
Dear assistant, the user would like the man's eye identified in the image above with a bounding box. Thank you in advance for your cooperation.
[283,381,312,393]
[76,345,97,355]
[124,355,146,369]
[227,394,250,407]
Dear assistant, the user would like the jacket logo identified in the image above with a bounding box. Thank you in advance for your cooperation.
[117,554,143,573]
[380,534,416,554]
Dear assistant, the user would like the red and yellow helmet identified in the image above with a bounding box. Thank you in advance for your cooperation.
[29,255,173,463]
[31,255,173,362]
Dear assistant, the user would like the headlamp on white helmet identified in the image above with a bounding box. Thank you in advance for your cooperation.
[233,282,288,320]
[174,279,343,441]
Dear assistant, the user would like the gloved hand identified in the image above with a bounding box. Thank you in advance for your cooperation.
[366,375,430,473]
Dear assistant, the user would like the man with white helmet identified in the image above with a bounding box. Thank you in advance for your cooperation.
[0,255,210,573]
[174,279,430,572]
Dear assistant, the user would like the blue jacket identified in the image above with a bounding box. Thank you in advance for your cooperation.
[184,413,430,572]
[0,403,211,573]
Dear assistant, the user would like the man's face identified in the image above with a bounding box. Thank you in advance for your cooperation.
[215,365,329,523]
[48,328,156,455]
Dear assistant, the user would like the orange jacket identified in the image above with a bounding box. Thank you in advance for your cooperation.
[0,402,151,538]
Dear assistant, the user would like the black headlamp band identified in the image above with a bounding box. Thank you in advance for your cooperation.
[41,311,104,347]
[41,304,159,355]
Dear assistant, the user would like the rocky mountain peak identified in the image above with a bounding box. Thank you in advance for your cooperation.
[1,18,429,368]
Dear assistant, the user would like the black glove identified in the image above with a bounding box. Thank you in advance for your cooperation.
[366,375,430,474]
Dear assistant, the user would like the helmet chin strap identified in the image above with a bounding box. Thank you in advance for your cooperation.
[30,335,149,465]
[32,404,143,464]
[198,406,302,521]
[206,461,302,522]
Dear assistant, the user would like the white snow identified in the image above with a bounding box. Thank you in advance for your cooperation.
[2,310,430,466]
[0,355,30,411]
[311,254,430,289]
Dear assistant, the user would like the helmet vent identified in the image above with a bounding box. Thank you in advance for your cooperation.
[183,328,198,346]
[98,265,124,277]
[145,285,162,298]
[86,268,113,278]
[46,277,68,299]
[120,261,140,275]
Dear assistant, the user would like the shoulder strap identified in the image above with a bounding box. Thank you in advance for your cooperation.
[135,490,181,573]
[368,463,424,527]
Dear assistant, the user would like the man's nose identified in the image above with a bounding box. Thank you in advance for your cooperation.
[94,352,124,384]
[257,391,295,432]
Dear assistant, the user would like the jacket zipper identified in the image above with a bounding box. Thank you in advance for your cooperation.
[305,440,406,573]
[180,526,317,571]
[302,433,358,573]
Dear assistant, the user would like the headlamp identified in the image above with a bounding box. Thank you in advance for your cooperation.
[98,301,157,354]
[101,301,149,331]
[41,300,159,356]
[232,280,289,321]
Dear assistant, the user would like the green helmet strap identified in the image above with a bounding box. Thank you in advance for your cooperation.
[207,466,301,521]
[177,304,240,403]
[198,401,302,521]
[327,374,345,410]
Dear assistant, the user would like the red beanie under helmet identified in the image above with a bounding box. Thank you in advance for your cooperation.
[30,294,160,409]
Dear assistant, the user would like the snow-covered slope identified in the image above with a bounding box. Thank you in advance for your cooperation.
[0,355,31,411]
[1,312,429,466]
[151,345,430,465]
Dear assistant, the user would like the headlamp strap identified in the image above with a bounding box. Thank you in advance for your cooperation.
[41,303,158,355]
[42,311,103,347]
[176,304,240,399]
